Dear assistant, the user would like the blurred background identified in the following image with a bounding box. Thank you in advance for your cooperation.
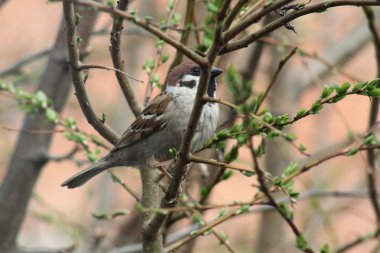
[1,0,380,252]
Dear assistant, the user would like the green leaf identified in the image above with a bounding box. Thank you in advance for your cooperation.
[310,101,323,114]
[135,203,144,212]
[267,130,281,139]
[321,86,334,99]
[337,82,350,95]
[241,170,255,177]
[278,202,293,220]
[193,215,205,226]
[298,144,307,152]
[295,108,307,118]
[65,117,76,129]
[284,133,296,142]
[296,235,309,251]
[263,112,274,123]
[215,129,230,140]
[364,134,376,145]
[346,148,358,156]
[160,54,169,64]
[283,162,299,177]
[45,108,58,123]
[221,170,233,180]
[236,204,250,214]
[367,88,380,97]
[223,146,239,163]
[352,81,367,92]
[320,243,330,253]
[169,148,177,158]
[200,186,209,198]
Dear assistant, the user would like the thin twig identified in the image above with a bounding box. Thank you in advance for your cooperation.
[62,0,119,144]
[108,171,140,202]
[248,137,314,253]
[79,64,144,83]
[363,6,380,231]
[189,154,255,174]
[221,0,380,54]
[109,0,143,117]
[61,0,206,65]
[255,47,297,113]
[0,48,52,77]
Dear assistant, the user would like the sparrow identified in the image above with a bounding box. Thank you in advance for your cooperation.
[61,61,223,188]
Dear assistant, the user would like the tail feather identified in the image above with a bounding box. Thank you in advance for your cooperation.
[61,157,111,189]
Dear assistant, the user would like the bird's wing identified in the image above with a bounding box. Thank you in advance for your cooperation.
[113,93,173,150]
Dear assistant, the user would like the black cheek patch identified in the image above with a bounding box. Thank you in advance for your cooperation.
[179,80,196,88]
[208,78,216,97]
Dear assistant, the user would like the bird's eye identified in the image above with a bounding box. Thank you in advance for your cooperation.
[191,67,200,75]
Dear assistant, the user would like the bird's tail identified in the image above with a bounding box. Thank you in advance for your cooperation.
[61,156,112,189]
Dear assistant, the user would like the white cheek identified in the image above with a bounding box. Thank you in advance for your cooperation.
[180,74,200,84]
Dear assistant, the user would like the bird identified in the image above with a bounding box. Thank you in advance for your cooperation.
[61,61,223,188]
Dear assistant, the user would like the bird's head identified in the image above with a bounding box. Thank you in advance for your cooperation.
[167,61,223,97]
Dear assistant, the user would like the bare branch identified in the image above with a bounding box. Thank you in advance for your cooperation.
[62,0,119,144]
[61,0,206,65]
[255,46,297,113]
[363,6,380,230]
[0,48,52,77]
[79,64,144,83]
[221,0,380,54]
[109,0,143,117]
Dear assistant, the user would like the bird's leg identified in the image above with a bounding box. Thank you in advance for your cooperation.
[157,165,173,180]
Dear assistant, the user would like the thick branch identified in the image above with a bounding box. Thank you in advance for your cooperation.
[63,0,206,65]
[143,0,231,243]
[363,6,380,229]
[109,0,142,117]
[0,8,98,252]
[221,0,380,54]
[63,0,119,144]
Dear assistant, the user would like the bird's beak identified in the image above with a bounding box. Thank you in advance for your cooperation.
[211,67,223,78]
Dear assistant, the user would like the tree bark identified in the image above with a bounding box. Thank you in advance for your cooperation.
[0,8,97,252]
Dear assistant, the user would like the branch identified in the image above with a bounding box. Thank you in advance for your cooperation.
[223,0,294,42]
[363,6,380,230]
[0,48,52,77]
[334,229,380,253]
[255,46,297,113]
[62,0,119,144]
[62,0,206,65]
[144,0,231,243]
[248,137,314,253]
[79,64,144,83]
[109,0,143,117]
[168,0,195,72]
[221,0,380,54]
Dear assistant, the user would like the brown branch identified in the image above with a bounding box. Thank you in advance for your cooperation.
[223,0,249,31]
[62,0,206,65]
[189,154,255,174]
[255,46,297,113]
[334,229,380,253]
[363,6,380,230]
[167,0,196,74]
[223,0,294,42]
[0,7,98,252]
[221,0,380,54]
[248,137,314,253]
[143,0,231,245]
[0,48,52,77]
[109,0,142,117]
[63,0,119,144]
[79,64,144,83]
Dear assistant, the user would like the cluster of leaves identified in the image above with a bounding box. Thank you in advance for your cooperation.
[197,0,225,51]
[0,79,105,162]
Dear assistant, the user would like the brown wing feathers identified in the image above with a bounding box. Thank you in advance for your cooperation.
[113,94,173,149]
